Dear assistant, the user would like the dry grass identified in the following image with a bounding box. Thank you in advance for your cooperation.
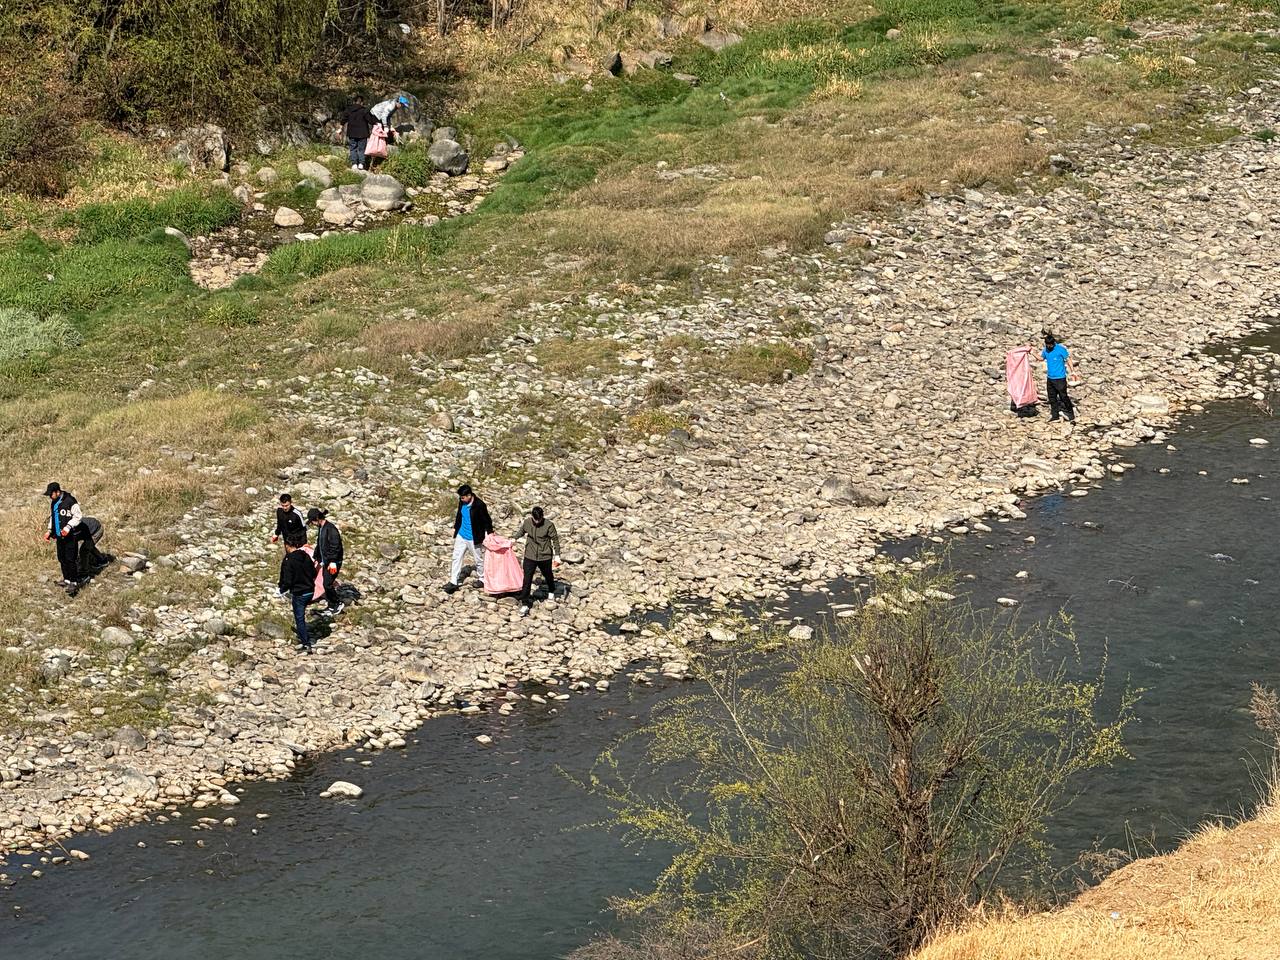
[720,342,812,383]
[628,409,689,436]
[534,336,624,376]
[914,804,1280,960]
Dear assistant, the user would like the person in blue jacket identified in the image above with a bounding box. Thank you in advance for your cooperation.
[1041,331,1077,423]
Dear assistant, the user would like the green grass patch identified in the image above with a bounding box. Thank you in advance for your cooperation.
[261,223,449,280]
[0,229,193,318]
[69,185,241,243]
[0,307,82,364]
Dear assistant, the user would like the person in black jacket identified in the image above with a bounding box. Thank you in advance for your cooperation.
[277,532,318,653]
[342,95,378,171]
[445,484,493,594]
[271,493,306,546]
[308,507,345,615]
[44,481,90,588]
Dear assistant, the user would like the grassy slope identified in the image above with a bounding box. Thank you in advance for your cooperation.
[913,802,1280,960]
[1,0,1278,722]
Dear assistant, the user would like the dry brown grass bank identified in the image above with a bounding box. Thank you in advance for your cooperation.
[913,804,1280,960]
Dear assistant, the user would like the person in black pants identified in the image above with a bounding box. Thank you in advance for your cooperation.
[511,506,562,617]
[307,507,345,616]
[277,532,318,653]
[1041,332,1077,423]
[44,482,90,588]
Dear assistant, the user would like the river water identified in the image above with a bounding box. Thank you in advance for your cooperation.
[3,395,1279,959]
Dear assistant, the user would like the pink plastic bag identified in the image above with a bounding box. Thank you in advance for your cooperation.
[483,536,524,595]
[1005,346,1038,408]
[301,544,325,600]
[366,124,389,159]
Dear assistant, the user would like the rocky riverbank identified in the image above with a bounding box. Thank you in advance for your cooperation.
[5,79,1280,863]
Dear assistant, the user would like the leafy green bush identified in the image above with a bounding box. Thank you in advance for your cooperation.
[381,145,435,187]
[71,187,241,244]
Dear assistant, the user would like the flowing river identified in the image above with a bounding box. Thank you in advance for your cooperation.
[3,388,1278,959]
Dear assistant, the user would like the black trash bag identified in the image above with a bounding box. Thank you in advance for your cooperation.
[76,516,114,578]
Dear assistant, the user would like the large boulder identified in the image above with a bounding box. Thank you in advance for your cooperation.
[429,139,469,176]
[361,181,403,212]
[167,124,231,172]
[818,476,889,507]
[297,159,333,187]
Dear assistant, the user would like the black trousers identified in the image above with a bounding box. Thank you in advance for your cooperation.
[322,564,341,609]
[56,528,89,581]
[519,557,555,605]
[1047,377,1075,421]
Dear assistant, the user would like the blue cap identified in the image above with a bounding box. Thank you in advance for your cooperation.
[398,95,410,106]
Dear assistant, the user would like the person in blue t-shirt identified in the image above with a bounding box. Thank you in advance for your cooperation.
[1041,332,1076,423]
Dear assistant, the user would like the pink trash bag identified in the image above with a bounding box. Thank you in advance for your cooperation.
[301,544,325,600]
[1005,345,1038,409]
[483,536,524,595]
[366,124,389,160]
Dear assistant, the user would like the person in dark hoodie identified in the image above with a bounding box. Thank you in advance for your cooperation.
[511,506,562,617]
[308,507,345,615]
[44,481,90,590]
[342,94,378,171]
[445,484,493,594]
[271,493,306,546]
[277,531,319,653]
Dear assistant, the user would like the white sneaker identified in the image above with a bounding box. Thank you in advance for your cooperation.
[519,605,530,617]
[351,164,359,171]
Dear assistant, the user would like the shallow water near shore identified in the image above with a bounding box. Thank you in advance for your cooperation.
[4,395,1280,959]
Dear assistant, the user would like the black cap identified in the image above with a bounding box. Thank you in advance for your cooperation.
[43,482,61,497]
[306,507,326,522]
[457,484,472,497]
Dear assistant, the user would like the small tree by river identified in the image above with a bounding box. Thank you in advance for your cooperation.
[580,568,1136,959]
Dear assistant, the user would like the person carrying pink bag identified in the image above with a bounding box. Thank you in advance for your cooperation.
[511,506,562,617]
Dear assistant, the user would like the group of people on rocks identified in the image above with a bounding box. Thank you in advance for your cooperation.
[271,492,346,654]
[273,484,561,654]
[341,93,410,172]
[46,328,1083,655]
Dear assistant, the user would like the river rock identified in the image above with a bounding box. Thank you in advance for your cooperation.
[360,174,406,211]
[163,227,192,251]
[378,543,402,561]
[818,476,889,507]
[100,626,134,647]
[274,206,305,228]
[432,126,458,143]
[112,726,148,753]
[429,139,469,176]
[1133,395,1170,415]
[297,160,333,187]
[323,204,358,226]
[257,167,279,185]
[118,554,148,573]
[320,780,363,799]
